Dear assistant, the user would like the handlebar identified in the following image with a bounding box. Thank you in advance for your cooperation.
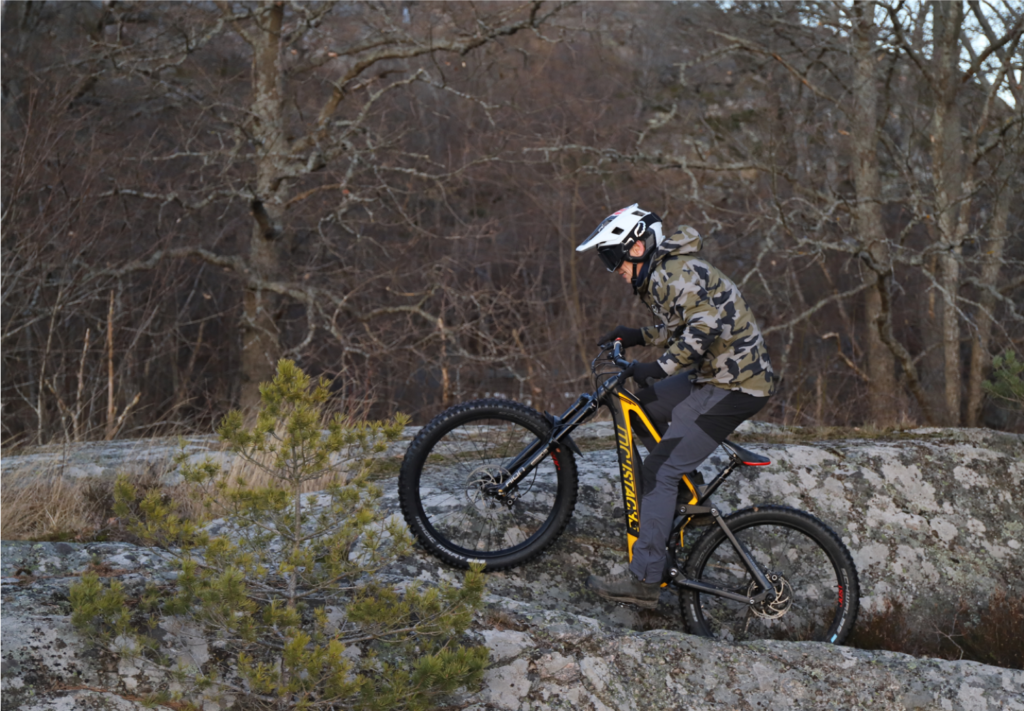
[610,339,632,369]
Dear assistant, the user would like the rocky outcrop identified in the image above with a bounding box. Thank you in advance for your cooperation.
[395,423,1023,635]
[470,618,1024,711]
[2,424,1022,710]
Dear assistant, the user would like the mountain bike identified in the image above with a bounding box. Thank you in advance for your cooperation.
[398,342,860,643]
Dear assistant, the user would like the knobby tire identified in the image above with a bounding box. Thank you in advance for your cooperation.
[398,399,578,571]
[679,505,859,644]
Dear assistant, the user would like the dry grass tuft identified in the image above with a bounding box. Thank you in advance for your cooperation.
[220,440,404,492]
[482,609,528,632]
[959,589,1024,669]
[1,462,201,543]
[846,598,914,652]
[847,592,1024,670]
[0,435,402,542]
[1,469,108,541]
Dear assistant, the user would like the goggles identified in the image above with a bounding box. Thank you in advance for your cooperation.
[597,243,631,272]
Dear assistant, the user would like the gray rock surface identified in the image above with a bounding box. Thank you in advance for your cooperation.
[0,437,220,486]
[3,425,1023,710]
[381,424,1022,633]
[0,428,421,487]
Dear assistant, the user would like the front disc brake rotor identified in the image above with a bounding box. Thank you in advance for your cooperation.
[748,573,793,620]
[465,465,511,509]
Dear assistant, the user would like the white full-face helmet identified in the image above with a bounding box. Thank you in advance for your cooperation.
[575,204,665,272]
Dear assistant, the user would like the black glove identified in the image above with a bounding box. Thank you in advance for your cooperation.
[597,326,644,348]
[625,360,667,388]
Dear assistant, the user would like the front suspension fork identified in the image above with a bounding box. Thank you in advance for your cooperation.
[484,392,601,499]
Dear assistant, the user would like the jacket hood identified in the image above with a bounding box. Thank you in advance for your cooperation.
[634,225,704,293]
[656,225,703,259]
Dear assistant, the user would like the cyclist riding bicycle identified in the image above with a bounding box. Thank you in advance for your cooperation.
[577,204,776,608]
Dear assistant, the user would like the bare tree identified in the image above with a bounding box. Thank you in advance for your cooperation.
[4,1,1021,443]
[882,0,1023,424]
[949,1,1023,425]
[851,0,899,422]
[605,1,1024,426]
[75,1,570,411]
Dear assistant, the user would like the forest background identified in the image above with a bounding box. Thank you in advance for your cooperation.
[2,0,1022,447]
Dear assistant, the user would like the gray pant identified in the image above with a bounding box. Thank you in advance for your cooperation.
[628,371,768,582]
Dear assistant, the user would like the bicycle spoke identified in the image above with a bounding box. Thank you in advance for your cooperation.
[414,417,561,556]
[400,400,578,571]
[683,512,854,644]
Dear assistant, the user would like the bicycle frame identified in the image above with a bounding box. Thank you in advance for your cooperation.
[603,384,775,604]
[604,386,667,562]
[488,342,775,606]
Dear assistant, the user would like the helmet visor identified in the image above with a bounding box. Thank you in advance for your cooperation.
[597,243,629,272]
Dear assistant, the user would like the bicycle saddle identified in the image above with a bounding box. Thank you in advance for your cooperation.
[720,439,771,466]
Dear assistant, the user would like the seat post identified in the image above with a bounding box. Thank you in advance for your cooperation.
[698,458,740,503]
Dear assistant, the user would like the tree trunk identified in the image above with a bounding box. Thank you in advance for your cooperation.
[240,1,289,413]
[936,250,962,424]
[851,1,898,425]
[931,0,966,425]
[0,0,28,44]
[965,164,1013,425]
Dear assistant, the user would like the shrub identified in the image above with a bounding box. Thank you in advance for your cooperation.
[983,350,1024,410]
[70,359,488,710]
[958,589,1024,669]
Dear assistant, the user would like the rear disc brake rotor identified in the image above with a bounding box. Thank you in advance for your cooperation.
[748,574,793,620]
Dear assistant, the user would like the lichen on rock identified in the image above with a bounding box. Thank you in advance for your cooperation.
[3,425,1023,709]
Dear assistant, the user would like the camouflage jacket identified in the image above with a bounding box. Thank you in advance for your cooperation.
[636,226,776,397]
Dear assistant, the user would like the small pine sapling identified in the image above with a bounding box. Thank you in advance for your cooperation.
[70,359,488,710]
[983,350,1024,410]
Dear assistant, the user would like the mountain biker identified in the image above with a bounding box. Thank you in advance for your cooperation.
[576,204,776,609]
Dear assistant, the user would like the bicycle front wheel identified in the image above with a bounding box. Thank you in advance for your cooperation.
[679,505,859,644]
[398,399,578,571]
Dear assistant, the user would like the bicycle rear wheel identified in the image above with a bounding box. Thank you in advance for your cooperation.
[398,399,578,570]
[679,505,859,644]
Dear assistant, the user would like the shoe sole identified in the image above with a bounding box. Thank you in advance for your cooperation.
[587,584,661,610]
[609,595,659,610]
